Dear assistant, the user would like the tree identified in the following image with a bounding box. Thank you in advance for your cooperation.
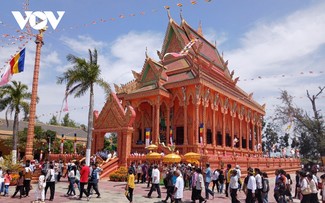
[262,122,279,156]
[104,133,117,152]
[48,115,59,125]
[0,81,31,163]
[61,113,77,127]
[57,49,111,165]
[279,133,289,149]
[274,87,325,160]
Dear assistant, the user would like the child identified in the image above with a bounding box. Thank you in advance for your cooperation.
[11,171,24,199]
[3,170,12,196]
[35,172,46,202]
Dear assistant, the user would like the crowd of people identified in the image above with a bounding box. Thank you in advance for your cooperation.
[0,156,325,203]
[126,161,325,203]
[0,158,103,202]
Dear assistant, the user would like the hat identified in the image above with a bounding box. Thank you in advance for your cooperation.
[188,163,192,167]
[248,168,254,174]
[236,165,240,169]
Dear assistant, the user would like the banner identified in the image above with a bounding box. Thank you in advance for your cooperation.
[145,128,150,147]
[74,133,77,154]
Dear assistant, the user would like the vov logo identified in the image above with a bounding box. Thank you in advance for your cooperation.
[12,11,65,30]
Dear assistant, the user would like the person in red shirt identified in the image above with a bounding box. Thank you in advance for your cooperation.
[78,160,91,201]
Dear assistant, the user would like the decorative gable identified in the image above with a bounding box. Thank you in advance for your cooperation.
[94,93,135,129]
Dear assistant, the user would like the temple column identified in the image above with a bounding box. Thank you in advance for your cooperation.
[203,105,207,145]
[212,107,216,147]
[141,110,145,143]
[252,122,256,153]
[154,97,160,145]
[166,106,170,145]
[194,85,200,146]
[182,87,188,145]
[246,118,250,151]
[151,105,155,143]
[222,108,226,148]
[231,113,235,149]
[184,104,188,145]
[195,103,199,145]
[239,116,243,150]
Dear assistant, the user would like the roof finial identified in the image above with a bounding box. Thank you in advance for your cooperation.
[145,47,148,58]
[198,20,203,36]
[180,9,184,21]
[164,6,171,19]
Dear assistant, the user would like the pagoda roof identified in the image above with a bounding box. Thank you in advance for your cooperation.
[115,17,265,114]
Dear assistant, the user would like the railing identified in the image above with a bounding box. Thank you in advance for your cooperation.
[47,153,83,162]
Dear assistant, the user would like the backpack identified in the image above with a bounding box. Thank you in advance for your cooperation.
[24,167,32,179]
[262,178,269,193]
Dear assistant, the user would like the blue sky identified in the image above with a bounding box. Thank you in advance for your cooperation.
[0,0,324,126]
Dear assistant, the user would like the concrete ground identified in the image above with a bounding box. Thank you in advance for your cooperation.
[0,175,310,203]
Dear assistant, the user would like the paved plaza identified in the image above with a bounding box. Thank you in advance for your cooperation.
[0,174,307,203]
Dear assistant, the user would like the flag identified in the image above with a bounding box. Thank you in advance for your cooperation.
[0,67,12,86]
[163,38,198,60]
[10,48,25,74]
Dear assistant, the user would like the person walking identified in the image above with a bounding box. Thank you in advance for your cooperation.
[87,163,102,198]
[78,160,91,201]
[261,172,270,203]
[147,164,161,198]
[255,168,263,203]
[126,169,135,203]
[35,171,46,202]
[136,163,142,184]
[45,164,56,201]
[195,168,206,203]
[230,169,240,203]
[218,170,225,193]
[66,165,77,197]
[245,168,256,203]
[23,160,33,197]
[162,169,174,203]
[3,170,12,197]
[204,163,214,200]
[225,164,233,197]
[211,168,219,193]
[173,170,184,203]
[11,171,24,199]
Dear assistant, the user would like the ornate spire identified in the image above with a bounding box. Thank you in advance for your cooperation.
[145,47,148,58]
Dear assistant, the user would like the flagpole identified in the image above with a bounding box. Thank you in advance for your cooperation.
[25,28,45,161]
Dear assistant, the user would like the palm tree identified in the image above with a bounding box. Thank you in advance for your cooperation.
[57,49,111,165]
[0,81,31,163]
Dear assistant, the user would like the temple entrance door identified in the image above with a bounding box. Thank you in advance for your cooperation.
[176,126,184,145]
[101,132,117,160]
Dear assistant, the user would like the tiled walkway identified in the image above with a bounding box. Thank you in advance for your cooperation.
[0,175,303,203]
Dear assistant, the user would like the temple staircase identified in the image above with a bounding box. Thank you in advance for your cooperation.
[99,157,119,179]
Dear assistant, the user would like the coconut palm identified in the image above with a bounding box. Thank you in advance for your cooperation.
[0,80,31,163]
[57,49,111,165]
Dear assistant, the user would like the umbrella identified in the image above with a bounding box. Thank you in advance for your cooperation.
[146,152,162,160]
[163,153,181,163]
[184,152,201,162]
[145,144,158,151]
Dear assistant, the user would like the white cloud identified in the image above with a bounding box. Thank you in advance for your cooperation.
[60,35,106,55]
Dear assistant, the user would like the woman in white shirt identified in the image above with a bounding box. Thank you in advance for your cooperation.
[300,171,311,203]
[195,168,206,203]
[307,173,318,203]
[45,164,56,201]
[230,170,240,203]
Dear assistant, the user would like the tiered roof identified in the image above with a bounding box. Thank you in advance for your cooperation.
[114,17,264,114]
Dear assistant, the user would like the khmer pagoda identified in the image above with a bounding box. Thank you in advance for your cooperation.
[91,16,299,175]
